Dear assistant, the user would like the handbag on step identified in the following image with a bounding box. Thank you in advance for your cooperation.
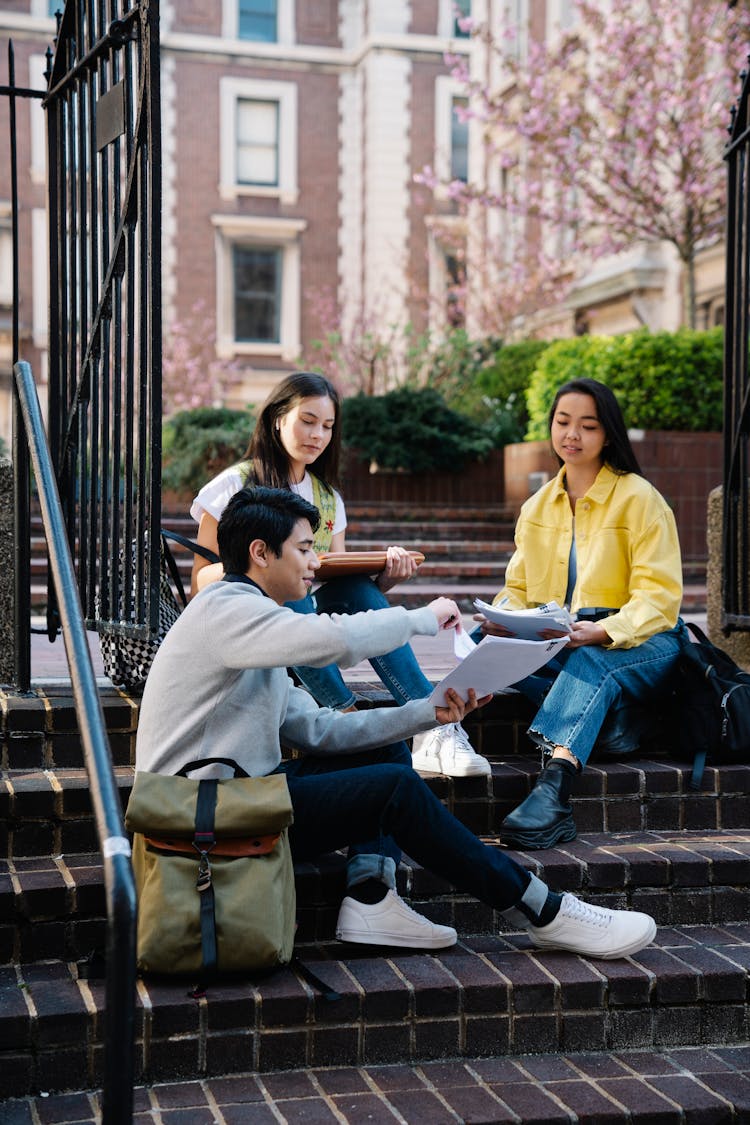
[125,757,296,975]
[99,529,220,693]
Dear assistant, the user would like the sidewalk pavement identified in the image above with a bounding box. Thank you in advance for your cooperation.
[27,612,708,687]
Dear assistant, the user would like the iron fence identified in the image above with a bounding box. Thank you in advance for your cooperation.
[45,0,163,651]
[723,58,750,631]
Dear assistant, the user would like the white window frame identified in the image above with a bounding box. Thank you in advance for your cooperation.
[434,76,470,195]
[0,203,12,308]
[545,0,576,41]
[438,0,472,39]
[29,55,47,184]
[30,0,59,18]
[212,214,306,360]
[219,77,298,203]
[222,0,295,45]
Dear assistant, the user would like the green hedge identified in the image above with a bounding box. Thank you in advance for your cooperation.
[525,328,723,439]
[341,386,494,473]
[162,406,254,494]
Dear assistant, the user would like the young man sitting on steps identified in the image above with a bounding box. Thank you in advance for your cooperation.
[135,485,657,959]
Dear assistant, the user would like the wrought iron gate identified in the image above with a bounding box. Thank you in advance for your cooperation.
[45,0,162,647]
[723,60,750,631]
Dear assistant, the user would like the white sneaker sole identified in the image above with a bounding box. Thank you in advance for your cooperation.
[531,915,657,959]
[412,755,491,778]
[335,925,457,949]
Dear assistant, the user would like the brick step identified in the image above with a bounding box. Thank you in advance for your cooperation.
[344,519,516,541]
[3,748,747,862]
[4,1042,750,1122]
[4,823,750,969]
[2,915,750,1097]
[385,583,709,615]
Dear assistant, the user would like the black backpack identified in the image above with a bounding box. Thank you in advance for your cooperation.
[672,622,750,789]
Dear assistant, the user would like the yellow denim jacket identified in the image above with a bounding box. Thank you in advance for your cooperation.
[495,464,682,649]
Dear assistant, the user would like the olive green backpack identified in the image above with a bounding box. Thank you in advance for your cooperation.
[125,758,296,976]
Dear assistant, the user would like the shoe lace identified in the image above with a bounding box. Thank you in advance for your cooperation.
[439,723,475,754]
[561,894,611,929]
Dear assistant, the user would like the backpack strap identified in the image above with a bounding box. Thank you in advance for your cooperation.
[194,779,220,975]
[689,748,707,791]
[685,621,710,646]
[160,530,222,610]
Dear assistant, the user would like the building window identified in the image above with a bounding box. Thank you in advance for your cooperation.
[220,77,298,202]
[237,99,279,186]
[223,0,294,45]
[234,246,281,343]
[434,77,470,190]
[239,0,277,41]
[453,0,471,37]
[213,215,306,359]
[451,96,469,182]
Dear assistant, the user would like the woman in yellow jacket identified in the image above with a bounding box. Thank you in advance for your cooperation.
[475,377,687,850]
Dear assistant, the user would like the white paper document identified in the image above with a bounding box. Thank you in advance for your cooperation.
[430,632,569,706]
[473,598,574,641]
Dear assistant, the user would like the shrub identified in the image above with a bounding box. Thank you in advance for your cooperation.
[473,339,551,444]
[525,328,723,439]
[162,406,254,495]
[341,386,494,473]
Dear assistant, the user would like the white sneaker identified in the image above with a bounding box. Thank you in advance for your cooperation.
[411,723,491,777]
[528,893,656,960]
[336,889,457,949]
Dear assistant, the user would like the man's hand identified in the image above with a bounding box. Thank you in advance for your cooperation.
[428,597,463,631]
[434,687,492,726]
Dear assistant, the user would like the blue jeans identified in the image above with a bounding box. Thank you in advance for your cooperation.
[275,741,548,925]
[514,621,688,767]
[286,574,434,710]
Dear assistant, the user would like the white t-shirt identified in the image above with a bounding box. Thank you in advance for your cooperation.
[190,466,347,536]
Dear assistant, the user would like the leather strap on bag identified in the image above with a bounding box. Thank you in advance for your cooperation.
[194,779,220,974]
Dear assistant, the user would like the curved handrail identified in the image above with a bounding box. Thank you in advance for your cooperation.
[13,360,137,1125]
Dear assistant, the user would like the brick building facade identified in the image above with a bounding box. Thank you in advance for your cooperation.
[0,0,471,433]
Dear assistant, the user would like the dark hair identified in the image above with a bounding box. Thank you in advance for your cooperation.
[548,378,642,476]
[242,372,342,491]
[217,485,321,574]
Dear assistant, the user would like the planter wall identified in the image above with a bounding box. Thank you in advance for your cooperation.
[340,449,505,507]
[504,432,722,560]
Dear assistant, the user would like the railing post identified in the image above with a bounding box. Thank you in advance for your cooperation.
[8,40,31,692]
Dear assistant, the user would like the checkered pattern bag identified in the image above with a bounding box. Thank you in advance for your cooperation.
[99,531,218,693]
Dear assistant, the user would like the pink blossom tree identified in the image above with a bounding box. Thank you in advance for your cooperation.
[161,300,245,416]
[432,0,750,328]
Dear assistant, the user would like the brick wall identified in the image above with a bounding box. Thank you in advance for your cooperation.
[341,449,505,506]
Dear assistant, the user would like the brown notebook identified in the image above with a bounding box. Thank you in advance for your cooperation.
[316,550,425,580]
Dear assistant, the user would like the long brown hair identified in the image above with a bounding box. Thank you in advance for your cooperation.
[242,371,342,490]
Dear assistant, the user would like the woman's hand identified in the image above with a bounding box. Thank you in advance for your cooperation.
[472,613,514,638]
[566,621,609,648]
[434,687,492,726]
[376,545,421,592]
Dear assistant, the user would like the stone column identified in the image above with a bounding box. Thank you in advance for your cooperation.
[706,485,750,669]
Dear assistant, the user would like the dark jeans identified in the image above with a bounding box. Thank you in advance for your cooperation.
[275,743,543,921]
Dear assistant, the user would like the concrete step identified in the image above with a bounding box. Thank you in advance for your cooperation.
[4,1041,750,1122]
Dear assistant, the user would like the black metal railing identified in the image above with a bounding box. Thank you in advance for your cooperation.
[14,360,137,1125]
[723,58,750,631]
[45,0,163,653]
[3,37,49,689]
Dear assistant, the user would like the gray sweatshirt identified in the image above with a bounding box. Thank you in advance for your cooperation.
[135,580,440,778]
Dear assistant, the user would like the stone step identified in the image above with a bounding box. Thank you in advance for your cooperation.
[2,914,750,1098]
[4,1042,750,1122]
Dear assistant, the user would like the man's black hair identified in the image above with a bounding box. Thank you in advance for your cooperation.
[217,485,321,574]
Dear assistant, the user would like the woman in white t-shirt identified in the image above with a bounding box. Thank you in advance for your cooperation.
[190,371,490,778]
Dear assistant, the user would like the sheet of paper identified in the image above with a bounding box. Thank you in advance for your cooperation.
[473,598,574,640]
[430,633,569,706]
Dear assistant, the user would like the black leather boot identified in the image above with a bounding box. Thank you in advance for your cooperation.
[500,758,578,850]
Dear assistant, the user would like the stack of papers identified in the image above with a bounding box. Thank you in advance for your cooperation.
[473,599,574,640]
[429,630,569,706]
